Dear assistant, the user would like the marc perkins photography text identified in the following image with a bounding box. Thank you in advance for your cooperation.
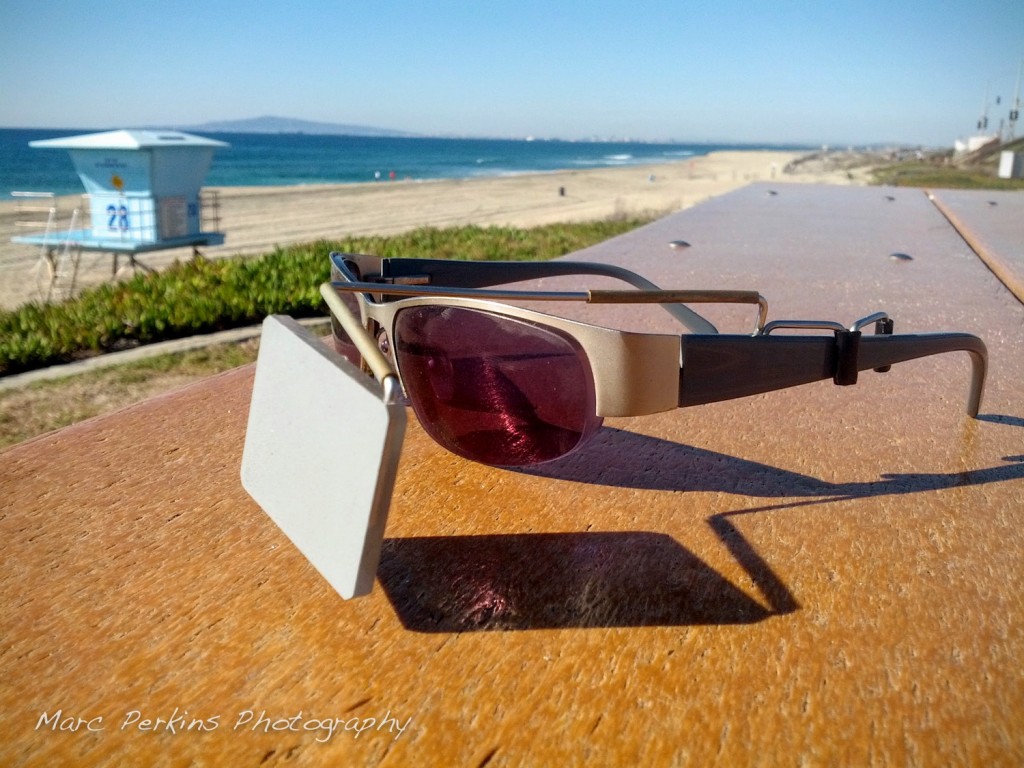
[36,708,412,743]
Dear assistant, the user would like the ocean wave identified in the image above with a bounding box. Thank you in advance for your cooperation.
[462,168,531,179]
[570,155,645,168]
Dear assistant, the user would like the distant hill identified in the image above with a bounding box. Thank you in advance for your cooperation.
[177,115,416,137]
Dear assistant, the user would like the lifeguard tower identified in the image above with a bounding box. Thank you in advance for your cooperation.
[11,129,228,300]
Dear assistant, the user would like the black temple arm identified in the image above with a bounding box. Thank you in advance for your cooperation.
[679,333,986,416]
[380,258,648,289]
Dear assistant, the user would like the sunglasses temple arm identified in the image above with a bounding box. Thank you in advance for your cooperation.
[679,333,987,416]
[379,258,718,334]
[319,283,397,384]
[858,333,987,416]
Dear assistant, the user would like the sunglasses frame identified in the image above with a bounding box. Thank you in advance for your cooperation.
[323,252,987,423]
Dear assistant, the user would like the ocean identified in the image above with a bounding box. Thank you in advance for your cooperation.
[0,128,807,197]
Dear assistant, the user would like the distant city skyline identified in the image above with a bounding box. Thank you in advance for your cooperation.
[1,1,1022,148]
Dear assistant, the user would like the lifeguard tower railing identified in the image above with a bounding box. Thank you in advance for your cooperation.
[12,188,223,302]
[26,188,221,248]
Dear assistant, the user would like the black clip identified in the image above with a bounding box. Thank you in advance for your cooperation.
[833,330,861,386]
[874,318,894,372]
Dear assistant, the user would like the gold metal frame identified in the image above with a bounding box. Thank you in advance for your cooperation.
[323,252,988,421]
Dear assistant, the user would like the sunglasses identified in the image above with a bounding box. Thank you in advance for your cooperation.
[321,251,987,468]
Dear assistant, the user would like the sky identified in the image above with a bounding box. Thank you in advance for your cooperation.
[1,0,1022,147]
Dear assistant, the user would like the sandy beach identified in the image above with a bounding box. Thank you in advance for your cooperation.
[0,150,868,311]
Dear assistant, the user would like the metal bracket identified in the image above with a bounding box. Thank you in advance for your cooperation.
[761,311,894,386]
[872,317,894,372]
[849,312,894,374]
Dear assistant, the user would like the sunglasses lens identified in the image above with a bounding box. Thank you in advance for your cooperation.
[394,306,601,466]
[328,258,367,368]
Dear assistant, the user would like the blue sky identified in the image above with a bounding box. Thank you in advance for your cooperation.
[1,0,1022,147]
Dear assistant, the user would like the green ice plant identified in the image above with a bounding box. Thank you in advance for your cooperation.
[0,219,650,375]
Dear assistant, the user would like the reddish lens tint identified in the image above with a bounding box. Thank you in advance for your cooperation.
[394,306,602,466]
[329,289,364,368]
